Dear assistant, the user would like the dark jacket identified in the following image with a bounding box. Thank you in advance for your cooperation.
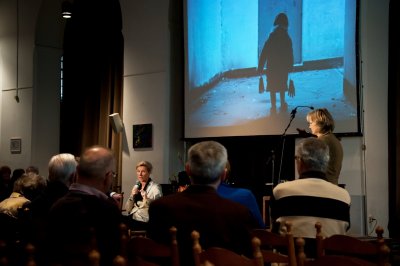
[147,185,259,266]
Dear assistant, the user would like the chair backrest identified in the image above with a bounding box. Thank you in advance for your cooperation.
[296,237,377,266]
[126,226,179,266]
[315,222,390,266]
[252,220,297,266]
[262,195,271,229]
[0,212,18,243]
[191,230,264,266]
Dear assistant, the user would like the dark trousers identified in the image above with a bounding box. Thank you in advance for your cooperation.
[122,214,148,231]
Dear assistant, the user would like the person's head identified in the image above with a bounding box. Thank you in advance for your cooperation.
[0,166,12,184]
[48,153,78,186]
[14,172,47,200]
[306,108,335,136]
[274,13,289,28]
[11,168,25,180]
[185,141,228,187]
[136,161,152,183]
[26,165,39,175]
[295,137,330,175]
[76,145,116,194]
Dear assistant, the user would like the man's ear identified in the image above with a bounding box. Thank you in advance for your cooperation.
[220,168,227,181]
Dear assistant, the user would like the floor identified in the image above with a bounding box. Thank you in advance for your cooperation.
[187,67,358,136]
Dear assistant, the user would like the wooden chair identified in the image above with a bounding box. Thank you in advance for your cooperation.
[296,237,377,266]
[252,220,297,266]
[314,222,390,266]
[191,230,264,266]
[126,226,179,266]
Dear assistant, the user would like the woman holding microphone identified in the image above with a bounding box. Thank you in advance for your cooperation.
[124,160,163,231]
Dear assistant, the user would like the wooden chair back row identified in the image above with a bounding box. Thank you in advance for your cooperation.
[124,225,179,266]
[191,230,264,266]
[252,220,297,266]
[296,222,391,266]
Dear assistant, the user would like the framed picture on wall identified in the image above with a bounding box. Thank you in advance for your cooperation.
[133,124,152,149]
[10,138,22,154]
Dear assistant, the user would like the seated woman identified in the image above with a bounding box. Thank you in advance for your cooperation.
[0,172,46,219]
[124,161,163,231]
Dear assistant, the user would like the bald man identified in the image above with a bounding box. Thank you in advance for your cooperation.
[45,145,122,266]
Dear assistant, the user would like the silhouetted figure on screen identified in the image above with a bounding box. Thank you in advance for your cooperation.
[258,12,294,114]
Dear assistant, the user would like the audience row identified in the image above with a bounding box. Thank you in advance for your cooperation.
[0,137,367,265]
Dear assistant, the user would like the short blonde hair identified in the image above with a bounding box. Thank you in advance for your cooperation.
[136,160,153,173]
[306,108,335,134]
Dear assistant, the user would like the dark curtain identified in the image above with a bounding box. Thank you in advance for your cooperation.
[388,0,400,238]
[60,0,123,188]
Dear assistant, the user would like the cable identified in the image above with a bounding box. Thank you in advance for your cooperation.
[368,218,377,236]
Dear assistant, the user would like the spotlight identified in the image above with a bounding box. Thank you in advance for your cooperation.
[62,1,72,19]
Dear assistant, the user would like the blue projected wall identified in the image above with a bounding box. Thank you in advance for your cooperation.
[186,0,257,88]
[184,0,359,138]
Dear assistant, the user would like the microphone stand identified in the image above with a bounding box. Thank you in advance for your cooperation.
[276,108,297,186]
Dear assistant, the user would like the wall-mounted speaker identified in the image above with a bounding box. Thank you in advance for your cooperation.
[109,113,124,133]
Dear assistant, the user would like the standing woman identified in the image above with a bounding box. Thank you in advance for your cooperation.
[306,108,343,185]
[125,160,163,230]
[258,12,294,113]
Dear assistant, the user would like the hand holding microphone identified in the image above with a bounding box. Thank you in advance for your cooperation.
[131,181,142,195]
[296,128,317,138]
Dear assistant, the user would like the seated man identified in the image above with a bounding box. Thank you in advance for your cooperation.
[271,137,351,255]
[45,146,122,266]
[147,141,259,266]
[217,161,265,229]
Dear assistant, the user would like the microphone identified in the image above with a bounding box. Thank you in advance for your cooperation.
[134,181,142,190]
[290,106,314,117]
[296,128,317,138]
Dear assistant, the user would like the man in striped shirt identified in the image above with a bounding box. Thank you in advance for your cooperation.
[271,137,351,241]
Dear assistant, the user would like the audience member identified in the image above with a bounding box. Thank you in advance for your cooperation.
[27,153,78,254]
[0,172,46,262]
[271,137,350,256]
[217,161,265,229]
[30,153,77,216]
[147,141,259,266]
[124,160,163,231]
[0,165,12,201]
[305,108,343,185]
[45,145,122,266]
[26,165,40,174]
[9,168,25,195]
[11,168,25,180]
[0,172,46,219]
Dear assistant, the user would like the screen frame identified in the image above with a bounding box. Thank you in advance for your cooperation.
[183,0,362,140]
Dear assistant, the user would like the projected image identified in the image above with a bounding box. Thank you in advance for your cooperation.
[184,0,360,138]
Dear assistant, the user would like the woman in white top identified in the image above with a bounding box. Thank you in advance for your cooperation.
[124,161,163,230]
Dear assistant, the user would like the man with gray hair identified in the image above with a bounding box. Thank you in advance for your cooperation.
[271,137,350,256]
[31,153,78,215]
[147,141,258,266]
[28,153,78,252]
[45,146,122,266]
